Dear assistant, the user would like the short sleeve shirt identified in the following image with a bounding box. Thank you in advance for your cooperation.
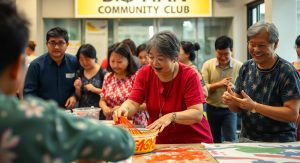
[235,57,300,142]
[78,69,104,108]
[129,63,213,144]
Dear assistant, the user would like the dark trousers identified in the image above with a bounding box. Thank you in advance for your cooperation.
[206,104,237,143]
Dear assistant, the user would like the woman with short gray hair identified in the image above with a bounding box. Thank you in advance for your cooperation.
[114,31,213,144]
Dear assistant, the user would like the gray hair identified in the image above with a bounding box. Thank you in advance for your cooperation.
[146,31,180,59]
[247,21,279,43]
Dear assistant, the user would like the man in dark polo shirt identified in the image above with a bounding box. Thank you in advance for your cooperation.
[24,27,79,109]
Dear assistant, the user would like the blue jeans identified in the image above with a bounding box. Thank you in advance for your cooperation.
[206,104,237,143]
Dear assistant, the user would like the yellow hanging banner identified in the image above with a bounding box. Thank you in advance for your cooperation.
[75,0,212,18]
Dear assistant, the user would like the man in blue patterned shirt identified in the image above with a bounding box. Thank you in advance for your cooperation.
[222,21,300,142]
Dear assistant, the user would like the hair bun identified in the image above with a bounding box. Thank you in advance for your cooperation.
[194,42,200,51]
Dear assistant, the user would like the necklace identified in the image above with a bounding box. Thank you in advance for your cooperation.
[157,64,177,118]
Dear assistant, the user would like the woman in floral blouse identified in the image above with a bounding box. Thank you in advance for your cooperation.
[0,2,134,162]
[100,42,148,127]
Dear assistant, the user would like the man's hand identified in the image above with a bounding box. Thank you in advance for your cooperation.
[218,77,232,87]
[222,86,235,106]
[65,96,77,109]
[230,90,256,112]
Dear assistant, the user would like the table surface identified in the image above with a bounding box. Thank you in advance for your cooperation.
[133,144,217,163]
[132,142,300,163]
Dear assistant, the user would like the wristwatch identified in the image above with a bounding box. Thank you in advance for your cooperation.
[171,112,177,122]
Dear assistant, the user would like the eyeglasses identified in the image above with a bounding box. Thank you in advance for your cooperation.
[147,55,168,64]
[248,42,269,50]
[47,41,66,47]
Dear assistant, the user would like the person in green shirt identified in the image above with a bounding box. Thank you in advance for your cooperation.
[0,1,134,163]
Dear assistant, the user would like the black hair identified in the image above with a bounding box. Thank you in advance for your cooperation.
[46,27,69,43]
[28,40,36,51]
[136,43,147,57]
[180,41,200,62]
[0,1,29,74]
[76,44,97,62]
[107,42,138,76]
[215,36,233,51]
[122,38,137,56]
[296,35,300,47]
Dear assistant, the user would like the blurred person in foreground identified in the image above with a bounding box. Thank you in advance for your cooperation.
[114,31,213,144]
[222,21,300,142]
[0,1,134,162]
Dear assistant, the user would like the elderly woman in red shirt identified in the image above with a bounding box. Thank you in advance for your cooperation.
[114,31,213,144]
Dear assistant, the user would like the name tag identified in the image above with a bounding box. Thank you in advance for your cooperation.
[66,73,75,78]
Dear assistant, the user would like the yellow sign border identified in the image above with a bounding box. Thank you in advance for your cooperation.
[75,0,212,18]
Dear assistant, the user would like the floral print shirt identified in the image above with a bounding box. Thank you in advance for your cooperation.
[101,72,148,127]
[0,93,134,163]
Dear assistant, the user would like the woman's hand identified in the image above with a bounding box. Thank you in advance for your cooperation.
[74,77,82,90]
[84,83,95,92]
[113,105,129,122]
[146,113,174,132]
[113,100,141,122]
[102,106,113,118]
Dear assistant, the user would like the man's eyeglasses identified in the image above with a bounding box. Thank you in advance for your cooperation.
[47,41,66,47]
[248,42,269,50]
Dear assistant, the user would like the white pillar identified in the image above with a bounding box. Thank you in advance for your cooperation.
[16,0,43,56]
[265,0,297,62]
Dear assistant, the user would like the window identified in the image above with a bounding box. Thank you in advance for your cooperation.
[247,0,265,28]
[116,19,155,47]
[247,0,265,59]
